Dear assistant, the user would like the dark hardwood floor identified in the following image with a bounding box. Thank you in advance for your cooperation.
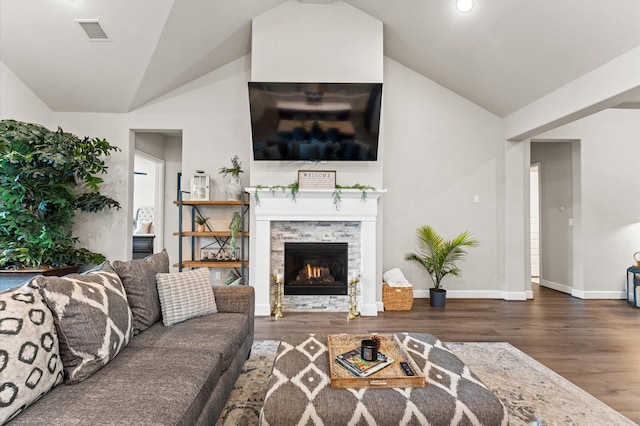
[255,285,640,423]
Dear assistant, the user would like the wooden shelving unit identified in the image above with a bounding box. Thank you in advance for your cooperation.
[175,193,249,281]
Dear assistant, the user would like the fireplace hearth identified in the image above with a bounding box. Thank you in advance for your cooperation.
[284,242,348,295]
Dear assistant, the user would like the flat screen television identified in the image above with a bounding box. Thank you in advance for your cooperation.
[248,82,382,161]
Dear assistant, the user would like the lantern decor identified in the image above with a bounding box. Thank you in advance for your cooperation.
[191,171,210,200]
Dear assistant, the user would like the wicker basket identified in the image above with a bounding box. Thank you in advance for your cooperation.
[382,282,414,311]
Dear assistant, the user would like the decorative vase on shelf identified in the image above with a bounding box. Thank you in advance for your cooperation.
[225,177,243,200]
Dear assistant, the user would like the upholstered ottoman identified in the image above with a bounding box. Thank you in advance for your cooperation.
[260,333,507,425]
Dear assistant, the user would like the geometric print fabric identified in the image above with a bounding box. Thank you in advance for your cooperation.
[261,333,507,426]
[0,283,64,423]
[33,261,134,384]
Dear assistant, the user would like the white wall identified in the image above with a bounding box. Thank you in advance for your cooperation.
[251,1,383,84]
[0,60,52,125]
[49,113,133,262]
[163,136,183,271]
[504,47,640,141]
[535,109,640,297]
[132,56,253,199]
[48,56,252,270]
[382,58,503,297]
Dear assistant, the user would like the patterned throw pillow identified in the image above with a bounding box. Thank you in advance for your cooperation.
[156,268,217,326]
[113,250,169,334]
[0,284,63,423]
[33,262,134,384]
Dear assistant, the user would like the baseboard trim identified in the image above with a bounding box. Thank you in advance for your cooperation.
[361,303,379,316]
[504,291,528,301]
[255,303,272,316]
[571,289,626,299]
[413,289,527,300]
[539,279,572,294]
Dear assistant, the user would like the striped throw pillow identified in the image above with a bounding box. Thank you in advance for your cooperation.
[156,268,217,326]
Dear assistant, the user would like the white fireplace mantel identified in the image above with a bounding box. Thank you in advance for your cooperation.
[247,188,386,316]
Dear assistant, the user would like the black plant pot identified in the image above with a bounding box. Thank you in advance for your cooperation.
[429,288,447,308]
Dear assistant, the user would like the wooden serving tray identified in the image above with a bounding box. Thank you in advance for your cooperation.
[327,334,426,389]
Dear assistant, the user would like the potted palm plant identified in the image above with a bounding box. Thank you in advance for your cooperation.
[0,119,120,287]
[194,213,209,232]
[405,225,478,308]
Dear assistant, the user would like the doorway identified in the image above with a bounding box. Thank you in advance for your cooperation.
[530,163,540,284]
[530,141,574,295]
[132,130,183,265]
[133,152,164,254]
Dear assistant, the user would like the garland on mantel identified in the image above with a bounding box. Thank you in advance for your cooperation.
[252,183,376,210]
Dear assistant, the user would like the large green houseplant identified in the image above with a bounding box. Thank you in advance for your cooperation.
[0,119,120,271]
[405,225,478,307]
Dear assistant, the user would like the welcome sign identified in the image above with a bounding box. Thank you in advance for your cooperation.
[298,170,336,189]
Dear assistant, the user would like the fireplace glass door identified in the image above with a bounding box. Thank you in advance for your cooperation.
[284,242,348,295]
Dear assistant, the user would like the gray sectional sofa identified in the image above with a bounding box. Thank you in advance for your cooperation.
[1,251,254,425]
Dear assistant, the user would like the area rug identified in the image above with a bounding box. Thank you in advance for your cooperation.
[216,340,636,426]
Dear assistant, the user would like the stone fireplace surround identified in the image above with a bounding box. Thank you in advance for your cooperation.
[274,222,357,312]
[248,188,385,316]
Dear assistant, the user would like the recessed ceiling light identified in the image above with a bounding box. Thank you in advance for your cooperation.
[456,0,474,13]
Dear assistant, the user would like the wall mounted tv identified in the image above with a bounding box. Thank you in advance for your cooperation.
[248,82,382,161]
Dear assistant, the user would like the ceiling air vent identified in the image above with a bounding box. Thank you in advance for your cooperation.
[75,19,110,41]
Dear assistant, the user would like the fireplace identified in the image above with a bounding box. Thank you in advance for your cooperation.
[284,242,348,295]
[248,187,385,316]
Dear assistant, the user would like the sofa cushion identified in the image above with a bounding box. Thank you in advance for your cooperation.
[156,268,217,326]
[33,262,134,384]
[128,312,249,372]
[0,284,64,424]
[6,346,221,426]
[113,250,169,334]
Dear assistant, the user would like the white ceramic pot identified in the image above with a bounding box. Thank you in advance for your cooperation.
[225,177,243,200]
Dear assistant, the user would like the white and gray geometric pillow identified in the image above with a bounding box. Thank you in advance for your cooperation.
[156,268,217,326]
[33,262,134,384]
[0,284,64,424]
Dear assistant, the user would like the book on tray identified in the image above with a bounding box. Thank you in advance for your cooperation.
[335,348,394,377]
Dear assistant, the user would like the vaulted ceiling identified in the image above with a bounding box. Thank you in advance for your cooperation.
[1,0,639,117]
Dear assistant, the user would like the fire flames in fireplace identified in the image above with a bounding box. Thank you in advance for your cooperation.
[297,264,336,284]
